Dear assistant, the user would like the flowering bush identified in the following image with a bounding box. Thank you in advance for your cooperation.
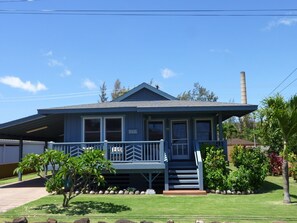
[268,152,283,175]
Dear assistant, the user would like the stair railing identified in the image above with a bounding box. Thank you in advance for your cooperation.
[194,142,204,190]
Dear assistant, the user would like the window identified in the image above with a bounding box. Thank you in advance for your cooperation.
[148,121,164,140]
[196,120,212,141]
[105,118,122,141]
[84,118,101,142]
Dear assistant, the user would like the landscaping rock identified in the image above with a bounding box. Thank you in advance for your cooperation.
[215,190,221,194]
[73,218,90,223]
[134,190,140,195]
[210,189,215,193]
[99,190,103,194]
[129,191,134,195]
[114,219,136,223]
[104,190,109,194]
[195,220,205,223]
[13,217,28,223]
[237,191,242,195]
[90,190,95,194]
[47,218,57,223]
[146,189,156,195]
[124,191,129,195]
[110,190,115,194]
[231,191,236,195]
[167,220,174,223]
[118,190,124,194]
[75,191,80,195]
[227,190,232,195]
[140,191,145,195]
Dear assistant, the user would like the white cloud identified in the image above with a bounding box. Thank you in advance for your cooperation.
[48,59,64,67]
[161,68,176,79]
[0,76,47,93]
[44,50,53,57]
[265,18,297,30]
[82,79,97,90]
[61,68,72,77]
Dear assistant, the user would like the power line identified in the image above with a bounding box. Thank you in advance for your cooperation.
[268,67,297,96]
[0,9,297,16]
[279,76,297,94]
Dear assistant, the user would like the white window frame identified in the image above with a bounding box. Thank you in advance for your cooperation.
[82,117,103,142]
[104,116,124,141]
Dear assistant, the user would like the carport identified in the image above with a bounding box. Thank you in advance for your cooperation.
[0,114,64,180]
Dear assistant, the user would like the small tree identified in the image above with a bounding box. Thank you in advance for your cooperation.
[178,82,218,102]
[111,79,129,100]
[99,81,108,103]
[261,94,297,203]
[16,149,115,207]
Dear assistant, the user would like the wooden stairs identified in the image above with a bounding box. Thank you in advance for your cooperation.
[163,190,207,195]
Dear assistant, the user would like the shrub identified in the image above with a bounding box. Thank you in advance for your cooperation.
[268,152,283,175]
[227,166,250,191]
[203,146,229,190]
[231,145,269,191]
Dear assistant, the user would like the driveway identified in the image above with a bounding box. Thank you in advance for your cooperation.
[0,178,49,213]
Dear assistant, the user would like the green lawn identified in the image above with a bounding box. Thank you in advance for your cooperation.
[0,173,39,186]
[1,176,296,223]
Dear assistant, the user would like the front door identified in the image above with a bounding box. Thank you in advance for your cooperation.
[171,120,189,160]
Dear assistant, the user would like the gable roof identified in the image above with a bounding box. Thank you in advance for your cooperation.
[112,82,177,102]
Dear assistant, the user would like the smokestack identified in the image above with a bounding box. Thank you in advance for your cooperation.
[240,71,247,104]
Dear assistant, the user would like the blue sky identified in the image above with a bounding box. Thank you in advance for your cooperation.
[0,0,297,123]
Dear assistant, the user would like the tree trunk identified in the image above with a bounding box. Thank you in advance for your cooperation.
[282,158,291,204]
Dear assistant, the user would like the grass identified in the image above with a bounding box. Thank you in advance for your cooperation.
[0,176,296,223]
[0,173,39,186]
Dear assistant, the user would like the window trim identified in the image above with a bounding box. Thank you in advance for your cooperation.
[82,116,103,142]
[194,118,214,141]
[103,116,124,141]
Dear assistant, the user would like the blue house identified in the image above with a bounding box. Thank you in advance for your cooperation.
[0,83,257,192]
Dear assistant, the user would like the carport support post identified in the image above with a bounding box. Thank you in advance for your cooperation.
[44,141,48,176]
[18,138,23,181]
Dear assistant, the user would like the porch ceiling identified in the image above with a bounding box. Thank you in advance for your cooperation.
[0,114,64,141]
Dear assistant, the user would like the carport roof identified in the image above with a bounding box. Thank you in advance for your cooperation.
[0,114,64,141]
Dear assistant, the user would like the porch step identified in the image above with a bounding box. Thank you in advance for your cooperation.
[163,190,207,195]
[169,179,198,184]
[169,169,197,174]
[168,161,200,190]
[169,184,199,189]
[169,174,197,179]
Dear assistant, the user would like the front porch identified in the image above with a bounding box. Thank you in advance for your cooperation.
[49,140,227,191]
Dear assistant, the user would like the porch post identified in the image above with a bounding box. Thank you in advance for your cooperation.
[218,113,223,141]
[18,138,23,181]
[103,140,108,159]
[148,173,152,189]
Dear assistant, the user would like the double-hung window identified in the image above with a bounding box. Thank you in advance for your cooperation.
[84,118,101,142]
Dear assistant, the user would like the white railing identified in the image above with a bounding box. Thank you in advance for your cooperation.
[50,140,164,164]
[194,144,204,190]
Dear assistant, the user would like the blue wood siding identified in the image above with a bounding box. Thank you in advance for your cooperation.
[121,88,170,101]
[124,113,144,141]
[64,114,82,142]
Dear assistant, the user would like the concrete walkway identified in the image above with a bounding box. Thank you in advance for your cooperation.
[0,178,49,213]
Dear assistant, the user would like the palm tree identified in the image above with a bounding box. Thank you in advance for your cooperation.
[266,95,297,203]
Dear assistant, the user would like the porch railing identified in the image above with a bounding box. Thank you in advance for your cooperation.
[50,140,164,163]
